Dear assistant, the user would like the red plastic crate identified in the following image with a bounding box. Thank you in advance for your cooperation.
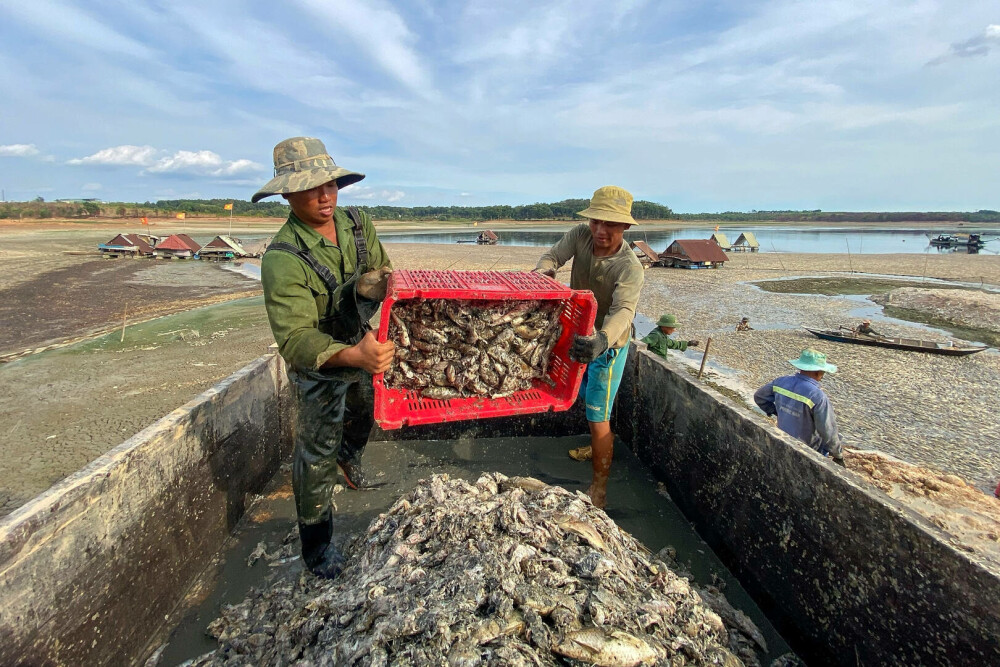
[374,269,597,429]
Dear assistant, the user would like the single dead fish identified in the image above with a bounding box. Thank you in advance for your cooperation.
[553,628,658,667]
[555,514,607,551]
[422,386,460,400]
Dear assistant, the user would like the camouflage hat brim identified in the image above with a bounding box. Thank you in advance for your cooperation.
[251,167,364,203]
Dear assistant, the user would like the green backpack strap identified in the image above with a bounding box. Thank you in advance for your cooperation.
[345,206,369,273]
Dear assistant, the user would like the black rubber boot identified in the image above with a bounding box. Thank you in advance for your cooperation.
[338,459,381,490]
[298,511,345,579]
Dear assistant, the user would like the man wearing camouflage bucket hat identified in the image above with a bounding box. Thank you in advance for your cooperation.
[257,137,395,578]
[535,186,645,508]
[754,348,845,467]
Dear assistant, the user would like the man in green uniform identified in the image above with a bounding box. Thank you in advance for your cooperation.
[535,186,645,508]
[641,314,699,357]
[254,137,395,578]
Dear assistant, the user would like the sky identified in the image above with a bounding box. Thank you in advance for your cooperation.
[1,1,998,212]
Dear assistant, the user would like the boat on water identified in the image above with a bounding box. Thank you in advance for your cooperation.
[929,233,985,248]
[803,326,988,356]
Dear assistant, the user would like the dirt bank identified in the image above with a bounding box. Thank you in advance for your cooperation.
[0,259,261,360]
[845,450,1000,571]
[872,286,1000,332]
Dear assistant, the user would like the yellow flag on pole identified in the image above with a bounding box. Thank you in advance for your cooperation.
[176,212,186,220]
[224,203,233,211]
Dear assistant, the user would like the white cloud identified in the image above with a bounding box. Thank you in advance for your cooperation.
[66,145,264,178]
[81,182,102,191]
[295,0,431,93]
[67,145,157,166]
[146,150,265,177]
[1,0,153,60]
[0,144,41,157]
[344,185,406,202]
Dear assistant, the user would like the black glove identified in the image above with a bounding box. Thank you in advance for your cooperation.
[832,456,846,468]
[534,267,557,278]
[356,267,392,301]
[570,331,608,363]
[687,339,700,347]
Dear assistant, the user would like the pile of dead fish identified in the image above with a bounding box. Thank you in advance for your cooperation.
[188,473,767,666]
[383,299,563,400]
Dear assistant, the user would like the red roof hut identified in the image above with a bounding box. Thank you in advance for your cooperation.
[154,234,201,259]
[657,239,729,269]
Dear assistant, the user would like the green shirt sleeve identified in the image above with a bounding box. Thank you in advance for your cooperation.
[641,330,668,357]
[261,250,348,371]
[641,330,687,356]
[664,336,688,352]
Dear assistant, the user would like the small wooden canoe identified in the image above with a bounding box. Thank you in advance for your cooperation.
[803,327,988,357]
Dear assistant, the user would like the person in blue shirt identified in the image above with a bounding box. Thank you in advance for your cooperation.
[754,349,845,466]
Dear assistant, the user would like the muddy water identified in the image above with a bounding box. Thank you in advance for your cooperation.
[156,435,791,665]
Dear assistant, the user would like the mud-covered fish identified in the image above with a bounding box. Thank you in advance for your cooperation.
[383,298,563,400]
[187,473,766,667]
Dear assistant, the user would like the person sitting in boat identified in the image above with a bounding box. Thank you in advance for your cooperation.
[854,319,882,337]
[736,317,753,332]
[754,349,845,467]
[642,313,700,357]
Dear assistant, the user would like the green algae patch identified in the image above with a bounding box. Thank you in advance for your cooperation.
[751,277,957,296]
[75,296,267,354]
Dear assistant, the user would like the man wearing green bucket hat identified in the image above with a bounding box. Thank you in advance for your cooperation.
[641,313,700,358]
[754,349,844,466]
[535,186,645,508]
[256,137,395,578]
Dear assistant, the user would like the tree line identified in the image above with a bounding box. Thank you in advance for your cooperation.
[0,197,675,221]
[2,198,999,222]
[674,210,1000,223]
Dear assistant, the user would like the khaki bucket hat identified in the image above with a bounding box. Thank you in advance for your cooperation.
[251,137,364,203]
[576,185,637,225]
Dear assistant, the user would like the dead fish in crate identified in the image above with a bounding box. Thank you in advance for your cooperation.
[385,298,564,400]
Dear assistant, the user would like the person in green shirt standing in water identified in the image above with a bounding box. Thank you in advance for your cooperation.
[255,137,395,579]
[642,313,700,357]
[535,186,645,509]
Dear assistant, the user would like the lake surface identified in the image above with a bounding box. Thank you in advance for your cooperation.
[378,226,999,255]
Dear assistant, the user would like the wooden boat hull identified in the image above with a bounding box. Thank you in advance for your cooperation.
[803,327,987,356]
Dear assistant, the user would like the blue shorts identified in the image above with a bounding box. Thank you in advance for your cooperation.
[578,346,629,423]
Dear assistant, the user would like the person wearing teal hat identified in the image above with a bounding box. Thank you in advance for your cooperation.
[641,314,700,358]
[754,349,844,466]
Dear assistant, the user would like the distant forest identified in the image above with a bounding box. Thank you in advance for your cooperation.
[2,198,999,223]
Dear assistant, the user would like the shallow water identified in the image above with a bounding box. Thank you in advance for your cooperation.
[376,226,1000,254]
[749,275,999,350]
[157,435,791,665]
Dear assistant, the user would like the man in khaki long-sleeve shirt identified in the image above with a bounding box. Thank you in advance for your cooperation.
[535,186,644,508]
